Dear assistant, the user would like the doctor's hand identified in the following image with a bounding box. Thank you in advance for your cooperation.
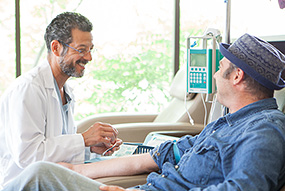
[90,138,122,155]
[81,122,118,148]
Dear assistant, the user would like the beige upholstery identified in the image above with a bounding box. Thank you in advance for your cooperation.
[153,66,204,124]
[274,88,285,113]
[77,112,158,132]
[113,123,204,143]
[95,174,148,188]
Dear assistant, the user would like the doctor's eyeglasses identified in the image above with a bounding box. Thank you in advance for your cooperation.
[58,40,95,57]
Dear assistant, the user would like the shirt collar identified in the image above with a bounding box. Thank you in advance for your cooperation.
[53,77,73,106]
[224,98,278,127]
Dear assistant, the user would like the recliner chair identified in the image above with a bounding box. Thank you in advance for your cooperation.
[92,88,285,190]
[77,71,285,190]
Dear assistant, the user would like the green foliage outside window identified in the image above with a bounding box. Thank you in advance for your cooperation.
[71,33,173,121]
[1,0,220,122]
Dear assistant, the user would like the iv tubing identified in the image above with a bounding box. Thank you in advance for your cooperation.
[185,92,194,125]
[201,94,208,126]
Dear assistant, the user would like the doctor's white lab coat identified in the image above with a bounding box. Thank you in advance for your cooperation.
[0,61,85,187]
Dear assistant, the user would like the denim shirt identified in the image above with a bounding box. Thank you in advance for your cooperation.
[138,98,285,191]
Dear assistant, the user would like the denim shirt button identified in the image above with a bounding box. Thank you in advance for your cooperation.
[157,152,160,156]
[175,165,179,169]
[161,174,165,178]
[148,183,152,186]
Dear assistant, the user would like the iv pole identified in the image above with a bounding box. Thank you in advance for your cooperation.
[224,0,231,44]
[224,0,231,115]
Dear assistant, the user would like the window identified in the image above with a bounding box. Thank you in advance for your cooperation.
[7,0,175,121]
[3,0,284,121]
[180,0,226,68]
[231,0,285,39]
[0,0,15,94]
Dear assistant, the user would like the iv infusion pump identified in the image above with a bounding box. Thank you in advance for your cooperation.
[187,31,223,94]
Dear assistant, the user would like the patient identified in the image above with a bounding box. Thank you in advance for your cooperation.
[3,33,285,191]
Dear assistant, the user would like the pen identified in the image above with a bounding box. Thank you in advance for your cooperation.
[102,143,117,156]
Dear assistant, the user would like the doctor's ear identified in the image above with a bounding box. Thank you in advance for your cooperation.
[50,40,61,57]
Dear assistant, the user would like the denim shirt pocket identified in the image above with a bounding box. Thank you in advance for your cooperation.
[181,144,219,185]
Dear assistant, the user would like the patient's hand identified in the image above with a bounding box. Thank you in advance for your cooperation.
[99,185,139,191]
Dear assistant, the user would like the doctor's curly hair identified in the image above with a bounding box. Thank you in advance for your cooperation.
[44,12,93,54]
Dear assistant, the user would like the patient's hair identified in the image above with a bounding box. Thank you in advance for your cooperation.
[44,12,93,54]
[223,62,274,99]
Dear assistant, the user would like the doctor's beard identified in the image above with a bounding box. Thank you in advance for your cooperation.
[59,57,88,78]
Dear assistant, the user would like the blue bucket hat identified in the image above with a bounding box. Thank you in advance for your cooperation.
[219,33,285,90]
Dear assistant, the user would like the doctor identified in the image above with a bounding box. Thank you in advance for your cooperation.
[0,12,122,188]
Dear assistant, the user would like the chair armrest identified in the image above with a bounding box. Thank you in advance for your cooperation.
[77,112,158,133]
[94,125,204,188]
[95,174,148,188]
[114,122,204,142]
[94,124,204,188]
[145,130,202,139]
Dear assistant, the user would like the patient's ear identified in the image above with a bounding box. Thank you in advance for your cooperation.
[232,68,244,85]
